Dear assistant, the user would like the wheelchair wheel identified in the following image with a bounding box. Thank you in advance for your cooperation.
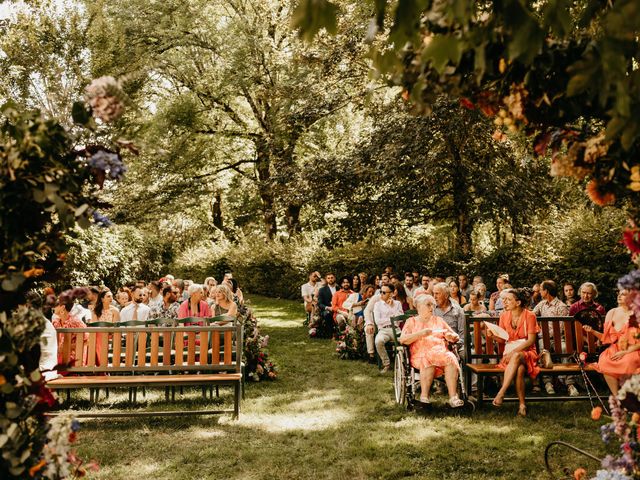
[394,349,406,407]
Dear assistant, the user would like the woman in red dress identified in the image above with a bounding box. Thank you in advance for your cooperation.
[487,288,539,416]
[52,295,88,368]
[583,289,640,395]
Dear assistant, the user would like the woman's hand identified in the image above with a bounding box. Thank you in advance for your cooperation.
[582,325,593,333]
[422,328,432,336]
[444,332,458,343]
[503,352,512,363]
[612,350,628,361]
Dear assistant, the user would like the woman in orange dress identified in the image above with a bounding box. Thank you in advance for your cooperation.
[583,289,640,395]
[400,294,464,407]
[488,288,539,416]
[52,295,88,369]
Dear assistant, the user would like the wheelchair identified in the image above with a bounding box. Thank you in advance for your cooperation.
[389,315,475,412]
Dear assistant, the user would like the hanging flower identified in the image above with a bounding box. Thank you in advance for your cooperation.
[592,406,603,420]
[586,179,616,206]
[85,76,125,123]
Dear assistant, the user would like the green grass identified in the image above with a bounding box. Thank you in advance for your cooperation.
[75,295,609,479]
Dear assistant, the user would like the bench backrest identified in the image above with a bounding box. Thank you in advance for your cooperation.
[464,316,599,363]
[56,323,243,374]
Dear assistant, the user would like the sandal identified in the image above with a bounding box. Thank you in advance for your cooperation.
[492,395,503,407]
[517,404,527,417]
[419,396,431,404]
[449,396,464,408]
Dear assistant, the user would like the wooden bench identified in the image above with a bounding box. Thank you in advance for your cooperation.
[47,323,243,418]
[463,316,601,407]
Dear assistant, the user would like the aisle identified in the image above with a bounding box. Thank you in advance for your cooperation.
[76,295,601,480]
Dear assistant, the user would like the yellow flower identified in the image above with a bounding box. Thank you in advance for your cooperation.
[499,58,507,74]
[631,165,640,182]
[629,181,640,192]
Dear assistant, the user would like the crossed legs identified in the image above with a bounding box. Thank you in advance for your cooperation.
[493,352,527,413]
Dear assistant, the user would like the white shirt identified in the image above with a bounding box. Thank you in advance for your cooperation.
[40,319,58,381]
[148,294,163,309]
[373,299,404,329]
[119,302,150,322]
[301,282,318,301]
[364,293,381,326]
[404,285,418,298]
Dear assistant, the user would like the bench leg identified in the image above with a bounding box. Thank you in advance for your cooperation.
[66,389,71,403]
[233,382,241,419]
[105,388,109,399]
[89,388,94,403]
[171,387,175,402]
[216,386,219,398]
[165,387,170,402]
[95,388,100,403]
[477,375,484,409]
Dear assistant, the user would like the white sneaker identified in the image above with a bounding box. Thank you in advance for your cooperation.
[449,396,464,408]
[568,385,579,397]
[545,382,555,395]
[380,365,390,374]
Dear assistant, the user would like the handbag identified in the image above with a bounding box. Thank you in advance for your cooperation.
[538,349,554,369]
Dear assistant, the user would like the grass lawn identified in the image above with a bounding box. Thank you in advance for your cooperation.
[74,295,610,479]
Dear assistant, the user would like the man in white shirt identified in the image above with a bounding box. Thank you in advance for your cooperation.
[414,275,431,296]
[119,285,151,322]
[367,285,403,373]
[301,271,320,311]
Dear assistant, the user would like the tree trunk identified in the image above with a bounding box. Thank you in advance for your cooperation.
[448,138,474,257]
[285,203,302,236]
[255,138,277,240]
[211,191,224,231]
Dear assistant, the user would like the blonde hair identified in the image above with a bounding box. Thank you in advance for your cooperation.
[215,284,234,303]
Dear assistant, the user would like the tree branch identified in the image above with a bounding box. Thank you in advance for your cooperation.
[192,159,257,179]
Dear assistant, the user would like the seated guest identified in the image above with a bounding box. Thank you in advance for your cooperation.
[404,272,418,299]
[204,276,217,290]
[150,285,180,324]
[206,285,218,308]
[317,273,338,337]
[230,278,244,305]
[488,288,539,417]
[400,294,464,407]
[394,283,413,311]
[358,272,368,290]
[569,282,605,317]
[147,281,163,309]
[583,289,640,395]
[52,294,88,367]
[331,276,354,328]
[368,285,403,373]
[344,284,375,326]
[375,273,390,294]
[530,283,542,309]
[494,282,512,312]
[475,282,488,304]
[116,287,132,309]
[533,280,572,395]
[449,279,466,305]
[563,282,577,306]
[415,275,431,296]
[92,289,120,323]
[433,282,465,345]
[301,271,320,315]
[178,284,212,325]
[120,285,151,322]
[489,274,509,311]
[211,284,238,318]
[459,274,472,300]
[352,275,362,295]
[463,290,487,314]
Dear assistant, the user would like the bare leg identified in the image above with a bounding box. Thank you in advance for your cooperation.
[494,352,524,405]
[604,374,619,396]
[444,364,459,398]
[515,364,526,407]
[420,366,435,400]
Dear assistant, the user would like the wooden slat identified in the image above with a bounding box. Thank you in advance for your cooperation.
[150,332,159,366]
[486,332,495,355]
[61,333,72,364]
[112,332,122,367]
[174,331,184,366]
[162,332,171,366]
[98,332,109,366]
[87,332,96,367]
[565,320,575,353]
[187,332,196,365]
[587,331,597,354]
[212,331,220,364]
[223,331,232,365]
[74,333,84,367]
[125,333,135,367]
[137,332,147,367]
[552,321,562,354]
[571,322,582,354]
[473,321,483,355]
[540,320,551,351]
[199,331,209,365]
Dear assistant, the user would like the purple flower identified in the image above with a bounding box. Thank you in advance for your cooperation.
[618,269,640,291]
[87,150,127,181]
[92,210,113,227]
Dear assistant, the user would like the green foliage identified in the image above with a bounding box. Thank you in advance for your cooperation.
[58,225,169,289]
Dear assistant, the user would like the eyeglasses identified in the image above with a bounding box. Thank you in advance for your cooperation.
[381,290,391,294]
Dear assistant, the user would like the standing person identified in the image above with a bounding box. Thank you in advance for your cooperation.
[369,285,403,373]
[317,273,338,337]
[92,289,120,323]
[488,288,540,417]
[564,283,577,307]
[459,275,472,300]
[584,289,640,395]
[119,285,151,323]
[178,284,212,325]
[533,280,571,395]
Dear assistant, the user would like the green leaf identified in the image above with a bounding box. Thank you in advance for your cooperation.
[291,0,339,42]
[620,120,638,150]
[71,100,92,126]
[566,73,591,97]
[423,35,462,74]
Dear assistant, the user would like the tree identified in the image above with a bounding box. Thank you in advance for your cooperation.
[307,97,553,255]
[86,0,373,239]
[295,0,640,223]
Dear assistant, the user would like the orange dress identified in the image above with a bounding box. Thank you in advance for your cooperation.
[402,315,458,377]
[596,320,640,379]
[53,315,88,368]
[498,310,540,379]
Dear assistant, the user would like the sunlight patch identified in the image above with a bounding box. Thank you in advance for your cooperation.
[190,429,227,439]
[350,375,368,383]
[227,409,352,432]
[258,318,302,329]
